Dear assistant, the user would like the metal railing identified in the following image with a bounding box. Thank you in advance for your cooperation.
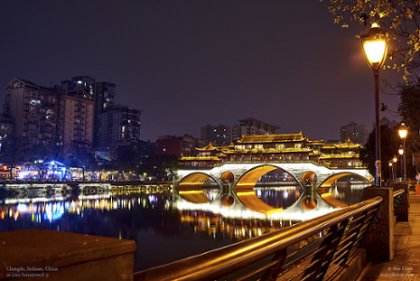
[134,196,383,281]
[393,188,405,216]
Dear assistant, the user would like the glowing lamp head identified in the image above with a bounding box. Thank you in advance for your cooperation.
[393,156,398,163]
[398,123,408,139]
[361,23,387,71]
[388,161,393,167]
[398,147,404,156]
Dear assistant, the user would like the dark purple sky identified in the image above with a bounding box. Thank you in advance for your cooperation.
[0,0,401,142]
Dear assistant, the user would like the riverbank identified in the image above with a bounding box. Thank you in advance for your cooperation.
[357,191,420,280]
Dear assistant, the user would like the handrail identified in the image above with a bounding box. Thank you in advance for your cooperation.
[134,196,383,281]
[393,188,405,217]
[393,188,404,198]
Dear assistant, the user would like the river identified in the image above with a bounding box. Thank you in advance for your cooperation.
[0,180,368,271]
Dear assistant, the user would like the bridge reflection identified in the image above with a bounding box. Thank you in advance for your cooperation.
[174,178,370,222]
[175,162,372,221]
[179,210,295,240]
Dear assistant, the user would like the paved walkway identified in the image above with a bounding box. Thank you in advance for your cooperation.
[358,191,420,280]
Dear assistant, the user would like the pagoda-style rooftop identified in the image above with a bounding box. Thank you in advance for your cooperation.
[236,132,305,144]
[196,143,218,151]
[180,133,365,169]
[321,139,362,149]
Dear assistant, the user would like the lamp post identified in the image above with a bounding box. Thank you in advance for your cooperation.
[398,146,404,181]
[361,23,388,186]
[398,123,408,181]
[388,161,394,181]
[393,156,398,180]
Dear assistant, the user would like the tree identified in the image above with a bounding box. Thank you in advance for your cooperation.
[398,82,420,137]
[361,125,400,181]
[398,81,420,176]
[140,155,179,181]
[0,134,20,179]
[109,140,156,180]
[66,143,96,181]
[323,0,420,82]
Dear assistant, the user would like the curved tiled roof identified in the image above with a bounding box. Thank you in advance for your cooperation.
[236,132,305,143]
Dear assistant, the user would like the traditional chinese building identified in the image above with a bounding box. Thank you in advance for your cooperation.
[179,133,364,169]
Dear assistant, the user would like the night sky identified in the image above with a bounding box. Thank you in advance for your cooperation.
[0,0,401,142]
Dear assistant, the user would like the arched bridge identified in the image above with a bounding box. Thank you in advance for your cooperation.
[173,162,373,219]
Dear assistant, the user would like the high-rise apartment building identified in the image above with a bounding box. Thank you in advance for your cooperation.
[3,77,141,156]
[232,117,279,140]
[61,76,120,149]
[200,124,231,145]
[340,121,366,144]
[61,90,95,151]
[0,114,14,139]
[98,106,141,149]
[94,82,115,148]
[4,78,61,151]
[61,76,95,99]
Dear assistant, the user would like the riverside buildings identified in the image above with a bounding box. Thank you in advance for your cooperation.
[156,135,207,157]
[2,77,141,157]
[200,124,231,146]
[4,79,62,151]
[232,118,279,141]
[98,105,142,149]
[61,88,95,152]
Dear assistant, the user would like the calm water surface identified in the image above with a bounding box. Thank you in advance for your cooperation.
[0,181,368,271]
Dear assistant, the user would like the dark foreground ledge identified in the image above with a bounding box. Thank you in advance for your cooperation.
[0,229,136,281]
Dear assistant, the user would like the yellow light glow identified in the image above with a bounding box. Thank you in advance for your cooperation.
[363,40,386,64]
[266,208,283,215]
[398,123,408,139]
[179,190,206,194]
[393,157,398,163]
[398,148,404,155]
[236,191,258,196]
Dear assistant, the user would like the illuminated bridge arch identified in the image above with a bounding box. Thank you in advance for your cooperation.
[318,172,370,207]
[234,165,300,214]
[177,172,221,204]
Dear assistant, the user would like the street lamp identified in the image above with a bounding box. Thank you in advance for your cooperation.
[393,156,398,180]
[361,22,388,186]
[388,161,394,181]
[398,123,408,181]
[398,146,404,180]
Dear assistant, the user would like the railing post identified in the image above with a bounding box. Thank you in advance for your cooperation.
[303,220,349,281]
[392,183,409,221]
[361,187,394,261]
[260,249,287,281]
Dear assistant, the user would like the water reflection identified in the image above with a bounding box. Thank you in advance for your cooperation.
[254,185,301,208]
[317,178,370,205]
[254,168,303,209]
[179,210,294,240]
[0,184,239,271]
[0,180,368,271]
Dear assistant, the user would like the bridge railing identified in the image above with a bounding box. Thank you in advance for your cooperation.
[393,188,405,216]
[179,159,369,170]
[134,196,382,281]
